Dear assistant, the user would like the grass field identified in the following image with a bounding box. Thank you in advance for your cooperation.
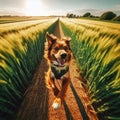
[0,16,55,24]
[61,18,120,120]
[0,17,56,36]
[0,17,57,119]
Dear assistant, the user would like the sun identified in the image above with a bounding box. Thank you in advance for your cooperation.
[25,0,46,16]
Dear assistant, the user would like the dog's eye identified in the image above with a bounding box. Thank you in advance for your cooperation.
[54,47,59,51]
[64,46,69,50]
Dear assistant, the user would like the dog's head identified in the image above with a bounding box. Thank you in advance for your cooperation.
[45,32,71,67]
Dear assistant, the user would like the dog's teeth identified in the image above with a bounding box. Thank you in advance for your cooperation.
[52,102,61,109]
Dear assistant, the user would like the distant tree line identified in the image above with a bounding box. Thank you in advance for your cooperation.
[66,11,120,21]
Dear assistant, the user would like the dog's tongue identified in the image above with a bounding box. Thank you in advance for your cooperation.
[59,59,65,66]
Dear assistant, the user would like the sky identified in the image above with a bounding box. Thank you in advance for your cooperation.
[0,0,120,16]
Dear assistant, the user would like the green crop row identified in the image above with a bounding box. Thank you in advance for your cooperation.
[61,18,120,120]
[0,19,57,119]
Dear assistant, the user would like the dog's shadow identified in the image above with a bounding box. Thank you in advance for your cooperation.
[63,101,74,120]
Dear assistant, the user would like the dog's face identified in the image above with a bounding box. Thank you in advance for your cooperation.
[46,32,71,67]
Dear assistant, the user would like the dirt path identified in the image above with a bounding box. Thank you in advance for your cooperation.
[15,19,98,120]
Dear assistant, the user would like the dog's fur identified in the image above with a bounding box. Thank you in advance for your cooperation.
[44,32,72,109]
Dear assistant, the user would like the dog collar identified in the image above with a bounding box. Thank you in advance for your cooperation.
[51,66,69,79]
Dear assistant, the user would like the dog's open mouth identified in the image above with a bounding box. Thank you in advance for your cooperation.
[58,58,66,66]
[52,54,67,67]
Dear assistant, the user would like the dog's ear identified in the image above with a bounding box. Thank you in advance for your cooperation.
[46,32,57,46]
[62,37,71,42]
[62,37,71,47]
[62,37,71,50]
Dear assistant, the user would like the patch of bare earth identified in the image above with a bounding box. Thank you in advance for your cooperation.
[15,19,98,120]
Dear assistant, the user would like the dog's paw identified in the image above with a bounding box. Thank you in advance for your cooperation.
[52,98,61,109]
[52,102,61,109]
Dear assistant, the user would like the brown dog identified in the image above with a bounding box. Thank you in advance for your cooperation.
[44,32,72,109]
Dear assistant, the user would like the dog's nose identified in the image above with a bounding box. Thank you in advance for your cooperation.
[61,53,67,59]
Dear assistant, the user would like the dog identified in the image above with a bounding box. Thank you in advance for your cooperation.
[44,32,72,109]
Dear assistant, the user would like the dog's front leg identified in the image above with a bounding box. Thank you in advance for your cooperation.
[46,76,59,96]
[50,77,59,96]
[52,77,70,109]
[46,70,59,95]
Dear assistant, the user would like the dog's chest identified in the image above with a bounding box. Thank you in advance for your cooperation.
[51,66,69,79]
